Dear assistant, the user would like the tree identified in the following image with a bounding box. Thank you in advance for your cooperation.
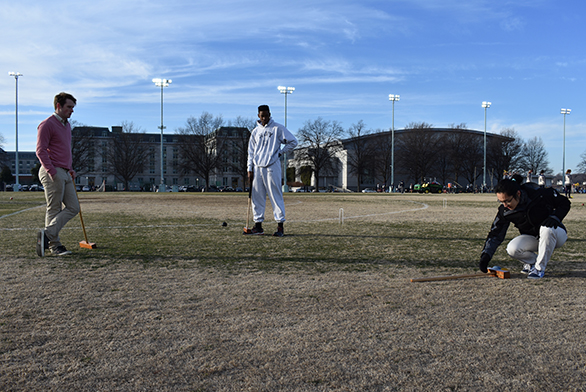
[487,128,523,182]
[396,122,438,184]
[433,131,452,186]
[578,151,586,173]
[518,136,552,174]
[71,121,95,175]
[1,166,14,190]
[0,133,7,171]
[229,116,254,187]
[176,112,225,190]
[31,162,42,184]
[346,120,375,192]
[372,129,393,188]
[295,117,344,189]
[458,133,483,186]
[106,121,150,190]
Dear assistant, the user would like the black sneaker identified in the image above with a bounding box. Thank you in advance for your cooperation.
[51,245,72,256]
[273,226,284,237]
[36,229,48,257]
[249,226,264,235]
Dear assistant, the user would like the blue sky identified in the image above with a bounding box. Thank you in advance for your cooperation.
[1,0,584,174]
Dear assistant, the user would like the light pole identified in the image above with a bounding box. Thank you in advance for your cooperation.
[9,72,22,191]
[389,94,400,192]
[561,108,571,178]
[152,78,171,191]
[278,86,295,192]
[482,101,491,193]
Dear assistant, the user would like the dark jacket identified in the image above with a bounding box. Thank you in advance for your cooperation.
[482,184,571,258]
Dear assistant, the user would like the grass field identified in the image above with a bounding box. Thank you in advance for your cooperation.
[1,191,586,391]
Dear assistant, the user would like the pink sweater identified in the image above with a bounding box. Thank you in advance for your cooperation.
[36,114,73,177]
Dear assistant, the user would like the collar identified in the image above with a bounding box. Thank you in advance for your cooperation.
[53,112,68,125]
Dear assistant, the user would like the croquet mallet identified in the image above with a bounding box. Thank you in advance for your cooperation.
[73,180,97,249]
[243,177,253,234]
[410,266,510,282]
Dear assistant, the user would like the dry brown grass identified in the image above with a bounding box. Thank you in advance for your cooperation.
[1,192,586,391]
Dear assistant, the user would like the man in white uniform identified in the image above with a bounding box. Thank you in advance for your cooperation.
[246,105,298,236]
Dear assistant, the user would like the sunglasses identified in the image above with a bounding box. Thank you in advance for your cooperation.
[498,195,515,205]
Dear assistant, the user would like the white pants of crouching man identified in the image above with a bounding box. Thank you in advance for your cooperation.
[506,226,568,272]
[251,161,286,223]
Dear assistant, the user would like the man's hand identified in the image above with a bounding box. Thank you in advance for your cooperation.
[69,169,76,180]
[247,171,254,185]
[542,216,560,229]
[479,253,491,273]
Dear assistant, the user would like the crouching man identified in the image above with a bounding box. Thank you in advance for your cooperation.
[479,174,571,279]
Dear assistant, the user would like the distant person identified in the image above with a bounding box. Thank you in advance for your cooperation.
[538,170,546,188]
[35,92,80,256]
[479,174,571,279]
[246,105,298,236]
[526,170,532,183]
[564,169,573,199]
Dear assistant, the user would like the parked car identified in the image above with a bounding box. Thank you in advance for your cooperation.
[5,184,14,191]
[82,185,91,192]
[418,181,443,194]
[361,188,377,193]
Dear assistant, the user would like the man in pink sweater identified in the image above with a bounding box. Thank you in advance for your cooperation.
[36,92,80,256]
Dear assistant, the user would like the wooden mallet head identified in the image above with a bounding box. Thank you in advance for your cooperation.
[79,241,97,249]
[488,266,510,279]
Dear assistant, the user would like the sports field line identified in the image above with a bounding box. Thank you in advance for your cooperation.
[288,200,429,223]
[0,204,45,220]
[0,200,428,231]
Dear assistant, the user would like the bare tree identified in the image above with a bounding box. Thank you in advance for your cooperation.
[433,132,452,186]
[372,129,392,187]
[458,133,483,186]
[518,136,552,174]
[487,127,523,181]
[0,133,7,171]
[230,116,254,187]
[70,121,95,175]
[346,120,375,192]
[396,122,438,184]
[295,117,344,189]
[176,112,225,190]
[578,151,586,174]
[106,121,150,190]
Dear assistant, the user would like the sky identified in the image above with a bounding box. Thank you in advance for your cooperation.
[1,0,585,175]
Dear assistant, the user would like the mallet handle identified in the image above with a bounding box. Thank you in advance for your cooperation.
[410,272,495,282]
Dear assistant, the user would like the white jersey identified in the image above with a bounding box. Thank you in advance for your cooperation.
[247,118,298,170]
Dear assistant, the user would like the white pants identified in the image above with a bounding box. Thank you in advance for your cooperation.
[252,162,286,223]
[506,226,568,272]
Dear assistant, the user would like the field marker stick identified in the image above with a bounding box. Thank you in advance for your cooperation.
[339,208,344,224]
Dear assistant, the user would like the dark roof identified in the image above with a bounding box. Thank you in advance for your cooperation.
[341,127,513,145]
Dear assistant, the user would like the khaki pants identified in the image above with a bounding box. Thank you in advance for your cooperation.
[39,166,80,249]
